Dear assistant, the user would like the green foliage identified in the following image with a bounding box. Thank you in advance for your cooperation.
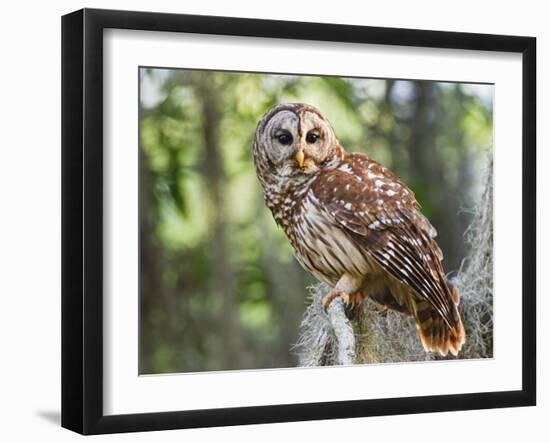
[139,68,493,374]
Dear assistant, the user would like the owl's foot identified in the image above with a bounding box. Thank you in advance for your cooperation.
[344,292,365,319]
[321,289,347,311]
[322,290,365,319]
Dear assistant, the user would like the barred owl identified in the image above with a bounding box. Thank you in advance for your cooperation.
[253,103,465,356]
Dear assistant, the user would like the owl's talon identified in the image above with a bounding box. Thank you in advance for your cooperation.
[322,290,348,312]
[322,290,365,319]
[344,292,365,320]
[322,290,365,318]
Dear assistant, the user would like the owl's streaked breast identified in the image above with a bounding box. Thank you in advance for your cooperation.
[282,189,377,287]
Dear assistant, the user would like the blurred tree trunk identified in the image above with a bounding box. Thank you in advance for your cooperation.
[256,198,310,366]
[196,73,243,369]
[406,82,464,270]
[139,144,164,373]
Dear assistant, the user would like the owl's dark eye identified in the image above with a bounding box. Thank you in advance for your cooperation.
[277,132,293,145]
[306,132,320,143]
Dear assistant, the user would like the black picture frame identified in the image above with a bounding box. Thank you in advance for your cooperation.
[61,8,536,435]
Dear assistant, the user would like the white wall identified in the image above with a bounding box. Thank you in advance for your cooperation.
[0,1,545,441]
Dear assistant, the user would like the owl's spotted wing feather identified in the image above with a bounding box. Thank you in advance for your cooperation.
[311,153,464,354]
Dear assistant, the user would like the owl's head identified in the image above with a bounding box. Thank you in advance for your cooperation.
[253,103,343,185]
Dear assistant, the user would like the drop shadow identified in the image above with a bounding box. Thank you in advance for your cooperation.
[36,410,61,426]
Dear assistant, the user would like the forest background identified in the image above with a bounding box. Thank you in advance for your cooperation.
[139,68,493,374]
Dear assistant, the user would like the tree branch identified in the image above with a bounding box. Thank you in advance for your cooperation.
[326,297,355,365]
[294,285,357,367]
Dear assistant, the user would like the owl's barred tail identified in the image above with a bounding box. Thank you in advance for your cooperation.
[414,287,466,357]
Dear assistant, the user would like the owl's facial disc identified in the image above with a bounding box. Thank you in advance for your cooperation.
[258,104,337,178]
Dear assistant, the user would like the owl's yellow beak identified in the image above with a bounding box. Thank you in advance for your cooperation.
[295,147,305,168]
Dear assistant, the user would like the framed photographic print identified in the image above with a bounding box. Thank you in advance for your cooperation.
[61,8,536,435]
